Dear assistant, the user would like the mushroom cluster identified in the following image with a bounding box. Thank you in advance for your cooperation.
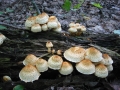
[19,42,113,82]
[68,22,86,36]
[25,12,62,33]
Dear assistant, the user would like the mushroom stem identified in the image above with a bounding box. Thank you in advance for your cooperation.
[48,47,51,53]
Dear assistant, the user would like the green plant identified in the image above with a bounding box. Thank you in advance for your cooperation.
[91,2,103,9]
[13,85,25,90]
[0,25,7,30]
[62,0,84,11]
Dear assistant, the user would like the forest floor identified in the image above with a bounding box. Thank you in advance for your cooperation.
[0,0,120,90]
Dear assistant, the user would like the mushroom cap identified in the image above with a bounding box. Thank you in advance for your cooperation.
[59,61,73,75]
[77,25,86,32]
[47,19,58,29]
[23,54,39,65]
[64,47,86,63]
[36,58,48,72]
[3,76,12,82]
[57,50,62,55]
[106,64,113,71]
[48,55,63,70]
[0,34,6,45]
[95,64,108,78]
[41,24,48,31]
[53,24,62,33]
[68,27,77,33]
[69,22,76,27]
[49,16,58,22]
[76,59,95,75]
[25,16,36,28]
[36,12,49,24]
[85,47,103,62]
[31,24,41,33]
[19,64,40,82]
[102,54,113,65]
[46,41,53,48]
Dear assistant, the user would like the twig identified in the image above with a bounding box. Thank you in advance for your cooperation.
[0,22,28,31]
[31,0,41,14]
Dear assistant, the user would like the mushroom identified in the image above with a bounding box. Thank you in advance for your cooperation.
[48,55,63,70]
[46,41,53,53]
[25,16,36,29]
[106,64,113,71]
[59,61,73,75]
[47,17,58,29]
[53,24,62,33]
[68,26,77,36]
[76,59,95,75]
[95,64,108,78]
[64,46,86,63]
[57,50,62,55]
[41,24,48,31]
[31,24,41,33]
[35,58,48,72]
[0,34,6,45]
[23,54,39,66]
[69,22,76,27]
[19,64,40,82]
[102,54,113,65]
[36,12,49,24]
[85,47,103,62]
[3,76,12,82]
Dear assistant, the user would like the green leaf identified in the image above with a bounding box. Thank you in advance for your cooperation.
[13,85,25,90]
[0,11,4,15]
[62,0,72,11]
[6,8,14,13]
[91,2,103,9]
[73,3,81,9]
[0,25,7,30]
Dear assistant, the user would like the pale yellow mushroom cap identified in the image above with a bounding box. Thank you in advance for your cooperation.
[57,50,62,55]
[19,64,40,82]
[49,16,58,22]
[31,24,41,33]
[59,61,73,75]
[102,54,113,65]
[3,76,12,82]
[41,24,48,31]
[85,47,103,62]
[95,64,108,78]
[23,54,39,65]
[35,58,48,72]
[47,18,58,29]
[48,55,63,70]
[68,26,77,33]
[36,12,49,24]
[69,22,76,27]
[25,16,36,28]
[46,41,53,48]
[76,59,95,75]
[64,47,86,63]
[53,24,62,33]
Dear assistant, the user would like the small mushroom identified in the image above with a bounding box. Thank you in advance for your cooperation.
[46,41,53,53]
[31,24,41,33]
[76,59,95,75]
[0,34,6,45]
[19,64,40,82]
[3,76,12,82]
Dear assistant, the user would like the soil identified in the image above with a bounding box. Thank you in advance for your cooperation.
[0,0,120,90]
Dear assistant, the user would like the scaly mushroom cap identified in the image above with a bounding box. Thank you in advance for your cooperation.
[31,24,41,33]
[76,59,95,75]
[59,61,73,75]
[95,64,108,78]
[36,12,49,24]
[41,24,48,31]
[64,47,86,63]
[19,64,40,82]
[85,47,103,62]
[23,54,39,65]
[36,58,48,72]
[25,16,36,28]
[48,55,63,70]
[102,54,113,65]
